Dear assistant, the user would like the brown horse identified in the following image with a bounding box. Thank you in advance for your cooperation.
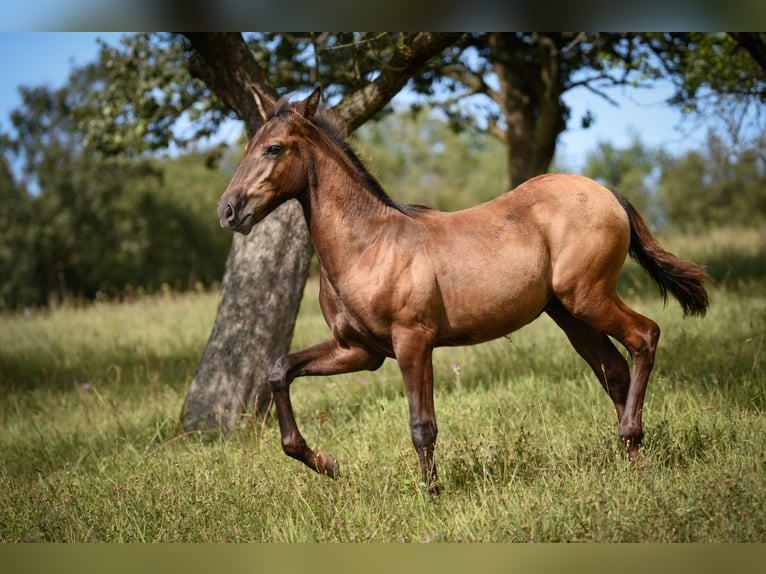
[218,86,709,495]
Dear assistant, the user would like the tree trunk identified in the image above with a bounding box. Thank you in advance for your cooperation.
[489,33,566,188]
[178,32,462,433]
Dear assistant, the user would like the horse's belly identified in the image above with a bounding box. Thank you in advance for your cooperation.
[435,267,549,345]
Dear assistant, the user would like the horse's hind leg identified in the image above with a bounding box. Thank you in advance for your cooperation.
[545,299,630,422]
[555,289,660,456]
[268,338,384,477]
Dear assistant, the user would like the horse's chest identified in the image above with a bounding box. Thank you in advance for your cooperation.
[318,274,400,352]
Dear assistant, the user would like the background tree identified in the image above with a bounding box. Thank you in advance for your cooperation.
[0,136,36,310]
[646,33,766,146]
[8,80,153,306]
[582,138,669,228]
[411,32,671,187]
[0,60,232,310]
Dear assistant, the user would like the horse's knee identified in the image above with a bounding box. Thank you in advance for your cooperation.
[641,320,660,352]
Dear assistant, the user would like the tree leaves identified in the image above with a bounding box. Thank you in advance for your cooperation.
[1,61,232,309]
[74,33,228,156]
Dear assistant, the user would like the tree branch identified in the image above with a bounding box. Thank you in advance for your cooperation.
[486,116,508,144]
[334,32,465,132]
[182,32,274,137]
[439,63,499,103]
[576,80,623,107]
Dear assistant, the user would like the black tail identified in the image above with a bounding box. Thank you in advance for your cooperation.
[612,191,710,317]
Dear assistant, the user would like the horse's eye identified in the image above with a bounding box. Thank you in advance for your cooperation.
[265,144,282,157]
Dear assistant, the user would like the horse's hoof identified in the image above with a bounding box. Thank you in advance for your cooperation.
[316,451,340,478]
[427,482,442,497]
[625,440,642,459]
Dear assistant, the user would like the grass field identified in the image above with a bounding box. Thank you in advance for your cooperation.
[1,227,764,542]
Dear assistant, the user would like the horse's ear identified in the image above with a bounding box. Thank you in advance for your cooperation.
[296,86,321,120]
[250,84,275,122]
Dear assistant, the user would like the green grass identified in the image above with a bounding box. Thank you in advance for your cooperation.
[1,228,765,542]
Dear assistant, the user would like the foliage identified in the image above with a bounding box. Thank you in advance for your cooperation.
[70,33,670,188]
[0,64,231,310]
[247,33,427,104]
[580,131,766,232]
[77,33,766,186]
[74,33,464,156]
[1,229,764,542]
[42,32,766,165]
[646,33,766,144]
[648,33,766,109]
[582,138,669,227]
[0,144,36,309]
[74,33,228,156]
[659,132,766,231]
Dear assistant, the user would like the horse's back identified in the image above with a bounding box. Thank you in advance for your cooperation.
[424,173,630,264]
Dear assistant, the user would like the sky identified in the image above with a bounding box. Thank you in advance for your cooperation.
[0,32,124,135]
[0,32,711,173]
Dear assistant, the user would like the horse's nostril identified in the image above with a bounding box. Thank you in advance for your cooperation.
[224,202,235,223]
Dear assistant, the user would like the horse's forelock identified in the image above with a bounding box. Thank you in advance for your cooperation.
[268,96,295,120]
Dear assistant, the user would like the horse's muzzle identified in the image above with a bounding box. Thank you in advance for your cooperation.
[218,200,255,235]
[220,202,236,227]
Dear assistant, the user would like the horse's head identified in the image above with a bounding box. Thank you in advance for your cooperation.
[218,86,321,235]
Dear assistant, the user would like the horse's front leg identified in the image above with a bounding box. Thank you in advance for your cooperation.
[393,332,440,495]
[268,338,384,478]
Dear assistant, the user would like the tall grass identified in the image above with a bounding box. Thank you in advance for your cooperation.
[1,228,764,542]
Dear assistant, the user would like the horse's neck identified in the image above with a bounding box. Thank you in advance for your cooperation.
[301,154,398,275]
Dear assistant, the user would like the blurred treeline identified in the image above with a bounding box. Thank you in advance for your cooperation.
[356,106,766,229]
[0,146,233,310]
[0,81,234,310]
[2,98,765,311]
